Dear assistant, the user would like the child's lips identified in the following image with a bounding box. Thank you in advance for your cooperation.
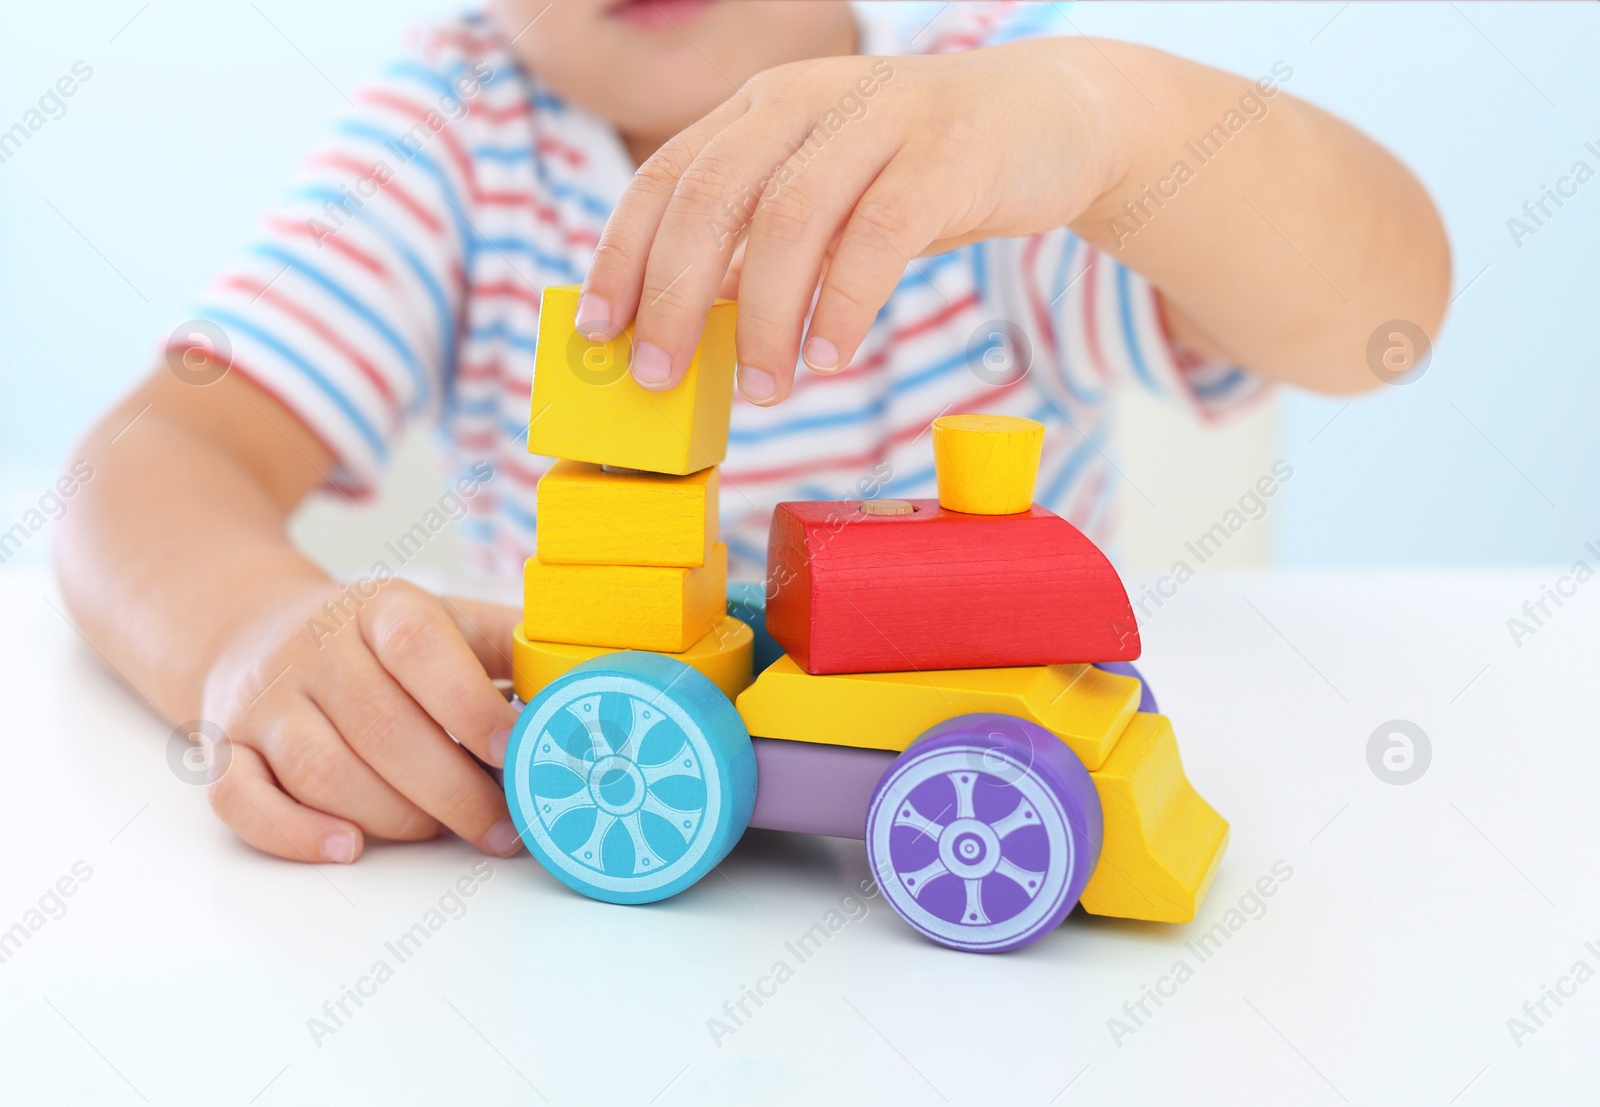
[606,0,719,31]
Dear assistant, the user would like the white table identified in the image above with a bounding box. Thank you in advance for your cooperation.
[1,565,1593,1106]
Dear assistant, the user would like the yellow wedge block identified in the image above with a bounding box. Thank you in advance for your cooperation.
[512,618,753,702]
[1079,712,1230,923]
[528,285,736,475]
[536,459,717,567]
[734,654,1140,771]
[523,543,727,653]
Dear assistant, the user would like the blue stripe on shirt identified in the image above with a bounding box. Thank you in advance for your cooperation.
[476,236,583,282]
[501,494,539,533]
[468,320,539,354]
[203,307,389,462]
[1115,264,1159,392]
[293,185,457,385]
[334,121,472,247]
[250,243,433,414]
[1038,428,1101,509]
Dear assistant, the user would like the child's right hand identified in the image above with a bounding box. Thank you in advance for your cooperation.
[199,577,525,864]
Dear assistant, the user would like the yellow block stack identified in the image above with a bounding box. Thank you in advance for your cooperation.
[514,286,752,702]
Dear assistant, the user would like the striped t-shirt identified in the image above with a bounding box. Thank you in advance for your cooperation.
[174,2,1264,579]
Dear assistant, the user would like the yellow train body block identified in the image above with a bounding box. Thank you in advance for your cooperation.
[523,543,727,653]
[527,285,736,475]
[512,618,753,703]
[536,460,717,567]
[734,654,1140,772]
[1079,712,1230,924]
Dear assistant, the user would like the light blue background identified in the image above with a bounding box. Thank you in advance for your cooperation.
[2,2,1596,566]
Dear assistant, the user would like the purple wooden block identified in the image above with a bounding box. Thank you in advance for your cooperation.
[1094,660,1158,714]
[749,738,893,839]
[865,713,1103,954]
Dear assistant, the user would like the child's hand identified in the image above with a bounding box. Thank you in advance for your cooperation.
[200,579,524,863]
[578,40,1115,405]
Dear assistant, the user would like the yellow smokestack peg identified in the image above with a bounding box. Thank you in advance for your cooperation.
[931,413,1045,515]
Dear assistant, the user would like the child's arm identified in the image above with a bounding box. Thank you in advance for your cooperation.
[577,37,1450,404]
[53,368,524,863]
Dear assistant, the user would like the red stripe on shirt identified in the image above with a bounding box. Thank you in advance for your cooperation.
[219,275,404,423]
[263,216,391,281]
[722,373,1030,485]
[358,89,480,205]
[304,151,446,237]
[1080,250,1111,381]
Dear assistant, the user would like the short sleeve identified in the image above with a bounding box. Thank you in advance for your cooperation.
[1020,231,1271,422]
[169,50,481,494]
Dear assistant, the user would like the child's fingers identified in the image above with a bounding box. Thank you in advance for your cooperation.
[578,95,749,345]
[435,595,520,684]
[261,699,440,841]
[358,582,520,767]
[316,648,522,857]
[805,156,947,378]
[732,143,894,404]
[627,102,815,391]
[209,742,365,864]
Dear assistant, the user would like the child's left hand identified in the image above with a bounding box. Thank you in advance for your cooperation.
[576,40,1116,405]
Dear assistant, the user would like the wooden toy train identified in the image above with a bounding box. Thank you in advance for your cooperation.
[502,287,1228,953]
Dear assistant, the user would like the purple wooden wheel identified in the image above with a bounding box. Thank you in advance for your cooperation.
[1094,661,1158,714]
[866,713,1103,953]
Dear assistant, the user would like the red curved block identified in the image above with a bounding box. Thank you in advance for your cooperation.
[766,499,1139,675]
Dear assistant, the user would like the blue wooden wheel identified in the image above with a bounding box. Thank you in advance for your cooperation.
[503,652,757,904]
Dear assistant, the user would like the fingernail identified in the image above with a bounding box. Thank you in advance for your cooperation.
[632,341,672,387]
[487,726,511,768]
[486,817,523,856]
[738,364,777,403]
[802,336,839,374]
[323,832,358,864]
[575,293,619,342]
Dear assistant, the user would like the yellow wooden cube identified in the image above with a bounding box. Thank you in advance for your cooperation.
[527,285,736,475]
[512,618,753,702]
[523,543,727,652]
[535,459,717,567]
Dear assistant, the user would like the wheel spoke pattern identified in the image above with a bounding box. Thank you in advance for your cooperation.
[504,654,757,905]
[866,714,1103,953]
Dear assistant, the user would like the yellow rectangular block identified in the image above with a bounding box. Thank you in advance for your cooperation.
[512,618,753,703]
[1079,713,1230,924]
[734,655,1140,771]
[528,285,736,475]
[523,543,727,653]
[536,460,717,567]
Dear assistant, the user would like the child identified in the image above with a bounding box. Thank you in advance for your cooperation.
[54,1,1449,865]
